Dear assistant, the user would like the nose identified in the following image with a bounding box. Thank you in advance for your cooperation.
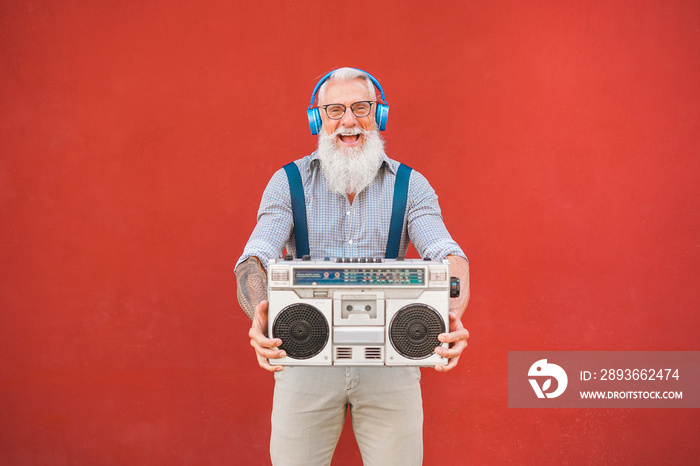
[339,106,359,126]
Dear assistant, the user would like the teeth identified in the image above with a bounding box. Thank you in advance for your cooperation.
[337,129,361,137]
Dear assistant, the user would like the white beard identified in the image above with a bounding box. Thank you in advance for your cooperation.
[317,127,385,196]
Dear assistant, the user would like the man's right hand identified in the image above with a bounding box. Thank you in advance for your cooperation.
[248,300,286,372]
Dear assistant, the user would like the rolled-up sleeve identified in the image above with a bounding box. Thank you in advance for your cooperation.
[406,170,468,262]
[235,168,294,272]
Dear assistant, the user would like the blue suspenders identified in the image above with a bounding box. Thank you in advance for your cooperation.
[282,162,412,259]
[282,162,311,258]
[386,163,412,259]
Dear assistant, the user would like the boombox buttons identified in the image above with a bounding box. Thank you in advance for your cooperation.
[268,258,459,367]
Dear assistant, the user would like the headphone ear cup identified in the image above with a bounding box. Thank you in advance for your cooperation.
[307,108,322,135]
[375,103,389,131]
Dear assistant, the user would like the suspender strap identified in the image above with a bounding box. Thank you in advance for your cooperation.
[386,163,412,259]
[283,161,411,259]
[283,162,310,257]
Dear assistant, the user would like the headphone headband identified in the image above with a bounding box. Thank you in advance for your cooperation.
[306,68,389,135]
[308,68,387,107]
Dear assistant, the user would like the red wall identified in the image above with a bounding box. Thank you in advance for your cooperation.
[1,1,698,464]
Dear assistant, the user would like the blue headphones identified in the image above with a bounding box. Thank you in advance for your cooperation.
[307,68,389,135]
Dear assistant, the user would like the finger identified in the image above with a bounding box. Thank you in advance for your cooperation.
[249,325,282,347]
[434,354,460,372]
[251,301,270,332]
[255,299,269,314]
[250,338,287,359]
[447,312,470,332]
[256,353,284,373]
[435,337,467,359]
[438,328,470,344]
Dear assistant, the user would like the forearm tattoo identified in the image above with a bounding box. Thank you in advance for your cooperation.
[235,257,268,320]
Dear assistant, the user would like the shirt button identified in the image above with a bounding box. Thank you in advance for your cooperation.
[348,239,353,245]
[346,211,351,216]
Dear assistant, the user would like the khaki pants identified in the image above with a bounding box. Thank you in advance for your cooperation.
[270,366,423,466]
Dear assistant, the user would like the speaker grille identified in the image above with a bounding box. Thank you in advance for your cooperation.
[365,347,383,360]
[389,305,445,359]
[272,304,329,359]
[336,347,352,359]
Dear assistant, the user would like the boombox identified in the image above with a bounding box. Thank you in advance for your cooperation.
[267,257,460,366]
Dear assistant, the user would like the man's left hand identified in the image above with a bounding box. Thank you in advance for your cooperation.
[433,311,470,372]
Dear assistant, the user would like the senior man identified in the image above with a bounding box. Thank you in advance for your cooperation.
[235,67,470,466]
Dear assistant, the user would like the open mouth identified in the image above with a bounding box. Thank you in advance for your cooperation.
[338,134,361,145]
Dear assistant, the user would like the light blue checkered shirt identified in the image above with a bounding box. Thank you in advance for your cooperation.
[236,151,467,271]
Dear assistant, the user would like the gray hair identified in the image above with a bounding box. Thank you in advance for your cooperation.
[317,67,376,104]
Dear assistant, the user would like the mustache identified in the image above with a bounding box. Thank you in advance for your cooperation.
[330,126,373,137]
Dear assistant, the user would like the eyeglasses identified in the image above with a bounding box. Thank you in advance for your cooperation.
[320,101,375,120]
